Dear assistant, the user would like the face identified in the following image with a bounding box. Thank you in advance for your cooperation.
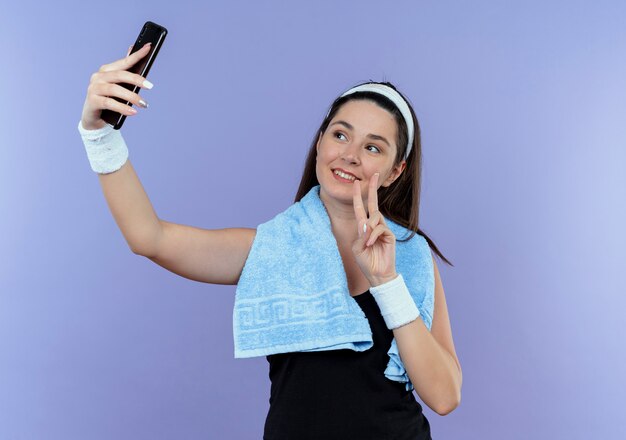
[315,99,406,205]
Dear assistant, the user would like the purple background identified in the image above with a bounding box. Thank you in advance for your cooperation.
[1,0,625,438]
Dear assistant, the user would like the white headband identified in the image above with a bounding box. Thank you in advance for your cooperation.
[328,83,414,160]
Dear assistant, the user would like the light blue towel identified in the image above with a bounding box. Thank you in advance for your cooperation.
[233,184,435,391]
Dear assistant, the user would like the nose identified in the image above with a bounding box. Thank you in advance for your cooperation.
[341,142,361,165]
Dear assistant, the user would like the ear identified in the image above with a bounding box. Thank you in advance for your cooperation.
[382,160,407,187]
[315,132,322,154]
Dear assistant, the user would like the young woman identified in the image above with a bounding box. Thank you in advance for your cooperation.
[79,43,462,439]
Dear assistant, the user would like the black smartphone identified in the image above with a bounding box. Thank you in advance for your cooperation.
[101,21,167,130]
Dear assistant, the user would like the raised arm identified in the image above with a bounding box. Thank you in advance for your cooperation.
[79,43,255,286]
[97,157,256,285]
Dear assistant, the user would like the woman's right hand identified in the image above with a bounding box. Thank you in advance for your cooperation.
[80,42,154,130]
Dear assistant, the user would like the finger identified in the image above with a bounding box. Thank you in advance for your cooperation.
[100,42,151,73]
[366,225,393,247]
[126,45,132,57]
[369,173,380,216]
[91,82,148,109]
[365,211,384,228]
[369,209,387,227]
[93,69,153,91]
[363,212,381,245]
[93,93,138,116]
[353,179,368,237]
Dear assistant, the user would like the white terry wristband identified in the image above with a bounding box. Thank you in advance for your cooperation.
[77,120,129,174]
[370,273,421,330]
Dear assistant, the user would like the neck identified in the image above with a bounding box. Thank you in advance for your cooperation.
[318,185,368,243]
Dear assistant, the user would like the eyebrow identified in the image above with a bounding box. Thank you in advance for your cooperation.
[329,120,391,148]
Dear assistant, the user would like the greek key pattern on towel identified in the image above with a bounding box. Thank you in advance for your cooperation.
[236,289,348,331]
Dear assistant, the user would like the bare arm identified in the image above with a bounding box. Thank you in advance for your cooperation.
[97,158,256,285]
[392,255,462,416]
[82,45,256,286]
[146,222,256,285]
[97,158,162,256]
[81,45,162,254]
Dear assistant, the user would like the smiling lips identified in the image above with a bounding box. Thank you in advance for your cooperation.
[333,168,359,182]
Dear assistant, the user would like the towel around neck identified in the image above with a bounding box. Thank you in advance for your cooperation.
[233,184,435,391]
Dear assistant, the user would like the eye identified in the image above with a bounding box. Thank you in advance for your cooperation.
[334,131,381,153]
[334,131,347,141]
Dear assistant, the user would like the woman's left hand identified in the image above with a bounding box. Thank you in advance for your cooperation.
[352,173,398,287]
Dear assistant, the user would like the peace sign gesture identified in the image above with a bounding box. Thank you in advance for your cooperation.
[351,173,399,287]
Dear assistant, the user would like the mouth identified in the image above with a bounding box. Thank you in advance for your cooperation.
[332,168,360,183]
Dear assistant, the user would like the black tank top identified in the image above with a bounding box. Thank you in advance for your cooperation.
[263,290,432,440]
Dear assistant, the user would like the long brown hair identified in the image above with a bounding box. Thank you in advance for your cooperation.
[294,81,453,267]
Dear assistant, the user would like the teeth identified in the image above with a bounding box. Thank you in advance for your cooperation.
[334,170,356,181]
